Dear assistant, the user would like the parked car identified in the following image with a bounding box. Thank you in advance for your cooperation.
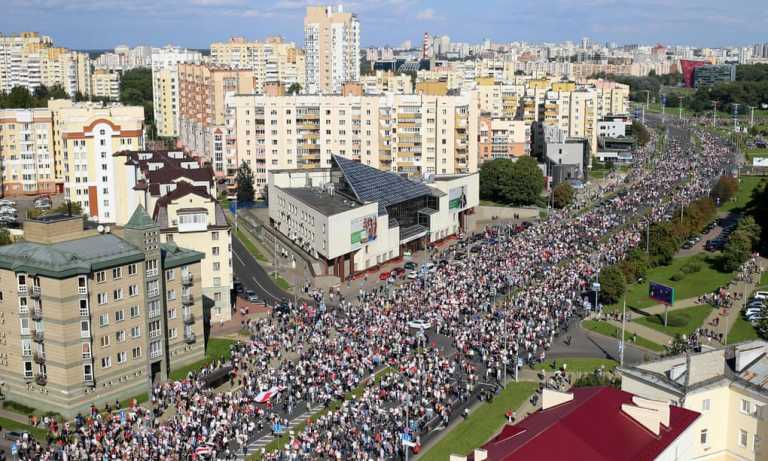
[378,271,391,281]
[3,430,26,441]
[753,291,768,300]
[404,261,417,271]
[0,199,15,207]
[391,267,405,277]
[407,319,432,330]
[406,271,418,280]
[245,289,259,303]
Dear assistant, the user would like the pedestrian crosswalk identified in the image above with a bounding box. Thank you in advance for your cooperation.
[232,409,314,460]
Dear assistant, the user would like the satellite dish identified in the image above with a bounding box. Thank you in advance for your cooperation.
[97,225,105,233]
[105,226,111,233]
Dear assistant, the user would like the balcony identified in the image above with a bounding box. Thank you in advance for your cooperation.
[183,313,196,325]
[78,286,88,296]
[146,268,159,278]
[29,285,41,298]
[33,352,45,364]
[84,376,95,386]
[32,330,44,342]
[181,294,194,305]
[184,333,197,344]
[35,374,47,386]
[31,308,43,321]
[182,273,194,286]
[17,285,28,295]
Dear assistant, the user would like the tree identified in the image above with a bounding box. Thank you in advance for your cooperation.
[479,158,516,203]
[4,86,34,108]
[47,84,68,100]
[552,182,575,209]
[598,265,626,305]
[119,68,152,105]
[502,156,545,206]
[710,176,739,205]
[721,232,751,272]
[666,333,689,355]
[236,161,255,203]
[33,85,49,100]
[631,120,650,146]
[644,222,679,266]
[618,248,649,283]
[0,228,12,246]
[287,83,302,95]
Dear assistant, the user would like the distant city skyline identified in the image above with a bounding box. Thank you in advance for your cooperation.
[2,0,766,50]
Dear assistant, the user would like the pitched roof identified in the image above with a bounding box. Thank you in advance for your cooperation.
[332,155,442,214]
[478,387,699,461]
[125,205,156,229]
[152,181,228,229]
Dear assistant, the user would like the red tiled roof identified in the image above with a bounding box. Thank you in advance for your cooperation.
[152,181,213,219]
[479,387,699,461]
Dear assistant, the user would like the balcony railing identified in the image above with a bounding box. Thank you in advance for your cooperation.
[32,330,44,342]
[33,352,45,364]
[84,376,95,386]
[35,374,47,386]
[78,286,88,295]
[31,308,42,321]
[17,285,28,294]
[184,333,197,344]
[181,273,194,286]
[181,294,194,305]
[146,268,159,278]
[29,285,41,298]
[183,313,196,325]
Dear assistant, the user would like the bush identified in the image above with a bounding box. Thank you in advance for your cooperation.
[670,272,686,281]
[681,260,703,274]
[711,176,739,204]
[599,265,626,305]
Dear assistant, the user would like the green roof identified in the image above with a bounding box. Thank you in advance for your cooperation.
[125,205,156,230]
[160,242,204,268]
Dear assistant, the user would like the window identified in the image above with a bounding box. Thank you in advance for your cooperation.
[132,346,142,359]
[169,327,177,339]
[128,285,139,297]
[21,340,31,357]
[112,267,122,279]
[100,335,110,347]
[82,343,91,359]
[755,435,761,453]
[700,429,708,445]
[83,364,93,381]
[80,320,90,338]
[702,399,710,411]
[737,429,749,448]
[212,246,220,256]
[20,318,30,335]
[165,269,175,281]
[212,231,219,241]
[114,309,124,322]
[23,361,33,379]
[117,351,127,364]
[742,399,751,414]
[213,262,220,272]
[130,326,141,338]
[113,288,123,300]
[101,356,112,369]
[168,308,176,320]
[99,313,109,327]
[97,292,108,305]
[95,271,106,283]
[129,305,140,318]
[128,263,137,276]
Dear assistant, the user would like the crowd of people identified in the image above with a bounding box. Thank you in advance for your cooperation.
[15,124,737,460]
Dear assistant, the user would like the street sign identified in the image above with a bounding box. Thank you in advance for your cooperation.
[649,281,675,305]
[592,282,601,291]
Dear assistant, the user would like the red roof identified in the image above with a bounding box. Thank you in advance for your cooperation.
[478,387,699,461]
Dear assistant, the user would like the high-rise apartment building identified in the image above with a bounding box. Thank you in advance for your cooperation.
[0,210,204,416]
[90,69,121,101]
[0,32,91,97]
[0,108,57,196]
[304,5,360,94]
[210,36,306,94]
[359,71,414,95]
[227,92,478,196]
[151,47,203,138]
[478,115,530,163]
[177,63,256,171]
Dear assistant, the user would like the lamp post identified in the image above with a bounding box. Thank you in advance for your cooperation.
[712,101,719,128]
[620,295,627,367]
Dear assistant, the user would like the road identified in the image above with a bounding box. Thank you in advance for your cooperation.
[232,236,291,305]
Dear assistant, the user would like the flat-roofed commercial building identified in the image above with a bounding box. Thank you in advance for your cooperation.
[0,209,204,416]
[268,155,478,278]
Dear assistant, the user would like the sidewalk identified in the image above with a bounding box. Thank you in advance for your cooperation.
[605,319,673,346]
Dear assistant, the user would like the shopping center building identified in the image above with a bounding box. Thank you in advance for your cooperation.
[268,155,478,279]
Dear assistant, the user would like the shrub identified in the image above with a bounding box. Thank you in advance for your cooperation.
[670,272,686,281]
[681,261,703,274]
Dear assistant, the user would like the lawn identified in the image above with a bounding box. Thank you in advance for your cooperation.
[728,315,761,344]
[419,382,538,461]
[720,176,766,213]
[271,273,291,290]
[607,254,734,313]
[634,304,713,337]
[534,357,617,373]
[169,338,237,381]
[234,227,269,262]
[118,392,149,409]
[0,416,48,440]
[582,320,665,352]
[744,148,768,162]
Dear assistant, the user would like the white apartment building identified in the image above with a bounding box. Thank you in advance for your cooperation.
[91,70,121,101]
[621,341,768,461]
[227,92,479,197]
[151,47,203,138]
[304,5,360,94]
[210,36,306,94]
[359,71,413,95]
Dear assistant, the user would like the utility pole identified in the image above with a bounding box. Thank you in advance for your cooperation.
[646,220,650,254]
[641,105,645,125]
[712,101,719,128]
[678,95,684,120]
[732,103,740,133]
[620,296,626,367]
[748,106,756,128]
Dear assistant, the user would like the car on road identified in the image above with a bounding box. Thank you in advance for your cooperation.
[407,319,432,330]
[404,261,417,270]
[682,240,694,250]
[3,431,27,441]
[245,289,259,303]
[378,271,391,281]
[0,199,15,207]
[454,251,466,260]
[391,267,405,277]
[470,245,482,253]
[406,271,418,280]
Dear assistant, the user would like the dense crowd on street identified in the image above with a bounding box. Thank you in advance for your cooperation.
[14,125,737,460]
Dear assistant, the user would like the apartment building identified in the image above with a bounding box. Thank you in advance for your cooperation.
[0,211,204,416]
[0,108,57,196]
[94,45,152,72]
[227,91,479,196]
[151,47,203,138]
[585,78,631,117]
[359,70,414,95]
[304,5,360,94]
[537,88,598,156]
[0,32,91,97]
[112,149,232,322]
[478,115,529,163]
[177,63,256,170]
[621,341,768,461]
[210,36,305,93]
[91,69,121,101]
[52,100,146,223]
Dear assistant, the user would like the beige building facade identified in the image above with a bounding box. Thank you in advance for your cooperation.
[91,69,121,101]
[304,5,360,94]
[0,108,57,196]
[151,47,203,138]
[0,211,204,417]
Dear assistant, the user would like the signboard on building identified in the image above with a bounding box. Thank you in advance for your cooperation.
[649,281,675,305]
[448,186,468,212]
[753,158,768,167]
[350,214,377,250]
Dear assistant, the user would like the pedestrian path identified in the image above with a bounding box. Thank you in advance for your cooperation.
[605,318,673,346]
[235,409,314,460]
[642,297,700,315]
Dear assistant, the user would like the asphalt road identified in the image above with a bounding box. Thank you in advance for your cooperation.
[232,236,291,305]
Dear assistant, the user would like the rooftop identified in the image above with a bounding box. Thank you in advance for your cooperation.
[283,187,363,216]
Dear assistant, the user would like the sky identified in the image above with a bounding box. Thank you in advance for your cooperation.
[2,0,766,50]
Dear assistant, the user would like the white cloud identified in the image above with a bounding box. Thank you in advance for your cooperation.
[415,8,435,20]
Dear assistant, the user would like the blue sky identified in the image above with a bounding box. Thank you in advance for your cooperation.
[2,0,765,50]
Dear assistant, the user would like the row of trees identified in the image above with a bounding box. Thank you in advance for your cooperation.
[0,84,70,109]
[479,157,545,206]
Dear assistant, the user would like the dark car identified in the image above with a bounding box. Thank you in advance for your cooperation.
[404,261,417,270]
[470,245,482,253]
[273,302,290,315]
[454,252,466,260]
[438,259,449,267]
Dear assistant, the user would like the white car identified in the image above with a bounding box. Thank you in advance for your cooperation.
[0,199,15,207]
[406,271,419,280]
[407,319,432,330]
[753,291,768,300]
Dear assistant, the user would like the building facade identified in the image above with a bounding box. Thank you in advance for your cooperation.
[0,211,204,417]
[304,5,360,94]
[91,70,121,101]
[151,47,203,138]
[0,108,57,196]
[478,115,529,163]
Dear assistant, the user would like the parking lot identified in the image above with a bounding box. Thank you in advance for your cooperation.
[676,213,739,257]
[0,193,64,230]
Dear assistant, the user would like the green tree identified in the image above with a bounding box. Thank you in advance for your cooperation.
[711,176,739,205]
[631,120,650,146]
[618,248,649,283]
[287,83,302,95]
[721,232,751,272]
[47,84,68,100]
[4,86,34,108]
[33,85,49,100]
[479,158,516,203]
[236,161,255,203]
[552,182,575,209]
[0,228,12,246]
[666,333,689,355]
[644,222,679,266]
[501,156,545,206]
[119,68,152,105]
[598,265,626,305]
